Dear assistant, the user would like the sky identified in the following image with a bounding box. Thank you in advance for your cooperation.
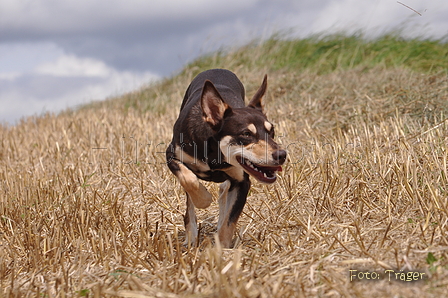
[1,0,447,124]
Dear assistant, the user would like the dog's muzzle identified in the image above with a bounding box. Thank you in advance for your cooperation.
[236,149,286,183]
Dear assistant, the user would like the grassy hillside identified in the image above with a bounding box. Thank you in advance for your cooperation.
[1,35,447,297]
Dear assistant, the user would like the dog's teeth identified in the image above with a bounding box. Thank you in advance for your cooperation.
[263,172,268,178]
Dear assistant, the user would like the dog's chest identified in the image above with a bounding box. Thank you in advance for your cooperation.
[188,154,233,183]
[174,141,232,183]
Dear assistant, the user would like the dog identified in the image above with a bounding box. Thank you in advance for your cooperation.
[166,69,287,248]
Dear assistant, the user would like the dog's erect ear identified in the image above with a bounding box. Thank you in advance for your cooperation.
[248,74,267,111]
[201,80,231,130]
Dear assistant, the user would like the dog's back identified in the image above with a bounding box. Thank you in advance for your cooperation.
[180,69,246,111]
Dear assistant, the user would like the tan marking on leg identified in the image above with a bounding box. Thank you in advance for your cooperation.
[184,194,198,246]
[218,221,236,248]
[217,182,239,248]
[177,163,212,209]
[217,180,230,230]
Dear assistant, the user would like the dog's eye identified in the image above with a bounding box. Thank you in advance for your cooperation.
[241,131,252,137]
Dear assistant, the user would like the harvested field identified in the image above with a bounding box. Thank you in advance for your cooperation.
[1,36,448,297]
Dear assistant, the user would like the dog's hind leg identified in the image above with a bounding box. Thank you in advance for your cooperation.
[217,177,251,248]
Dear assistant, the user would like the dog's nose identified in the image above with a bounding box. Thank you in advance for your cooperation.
[272,149,287,164]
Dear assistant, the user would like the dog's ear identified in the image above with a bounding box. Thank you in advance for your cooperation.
[201,80,232,130]
[248,74,267,111]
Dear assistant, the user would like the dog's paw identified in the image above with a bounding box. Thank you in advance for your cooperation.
[184,219,199,247]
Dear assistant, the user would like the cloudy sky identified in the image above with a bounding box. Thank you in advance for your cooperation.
[1,0,447,124]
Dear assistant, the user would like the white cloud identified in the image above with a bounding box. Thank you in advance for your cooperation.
[0,69,159,124]
[0,47,159,124]
[272,0,448,39]
[308,0,448,38]
[0,72,21,81]
[34,55,113,78]
[0,42,64,74]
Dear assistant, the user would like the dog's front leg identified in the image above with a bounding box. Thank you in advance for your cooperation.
[175,163,212,209]
[184,194,198,246]
[166,153,212,245]
[217,177,251,248]
[174,162,212,245]
[217,180,230,230]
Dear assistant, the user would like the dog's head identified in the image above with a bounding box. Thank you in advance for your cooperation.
[201,75,287,183]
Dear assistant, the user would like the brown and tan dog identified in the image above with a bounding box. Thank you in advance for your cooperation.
[166,69,286,247]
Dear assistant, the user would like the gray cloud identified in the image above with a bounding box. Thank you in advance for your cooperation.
[1,0,318,74]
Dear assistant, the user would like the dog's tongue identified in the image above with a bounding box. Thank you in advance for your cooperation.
[263,165,282,172]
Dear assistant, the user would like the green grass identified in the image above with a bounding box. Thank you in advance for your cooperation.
[187,33,448,75]
[83,33,448,118]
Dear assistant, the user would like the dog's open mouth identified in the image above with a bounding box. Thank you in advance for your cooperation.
[236,156,282,183]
